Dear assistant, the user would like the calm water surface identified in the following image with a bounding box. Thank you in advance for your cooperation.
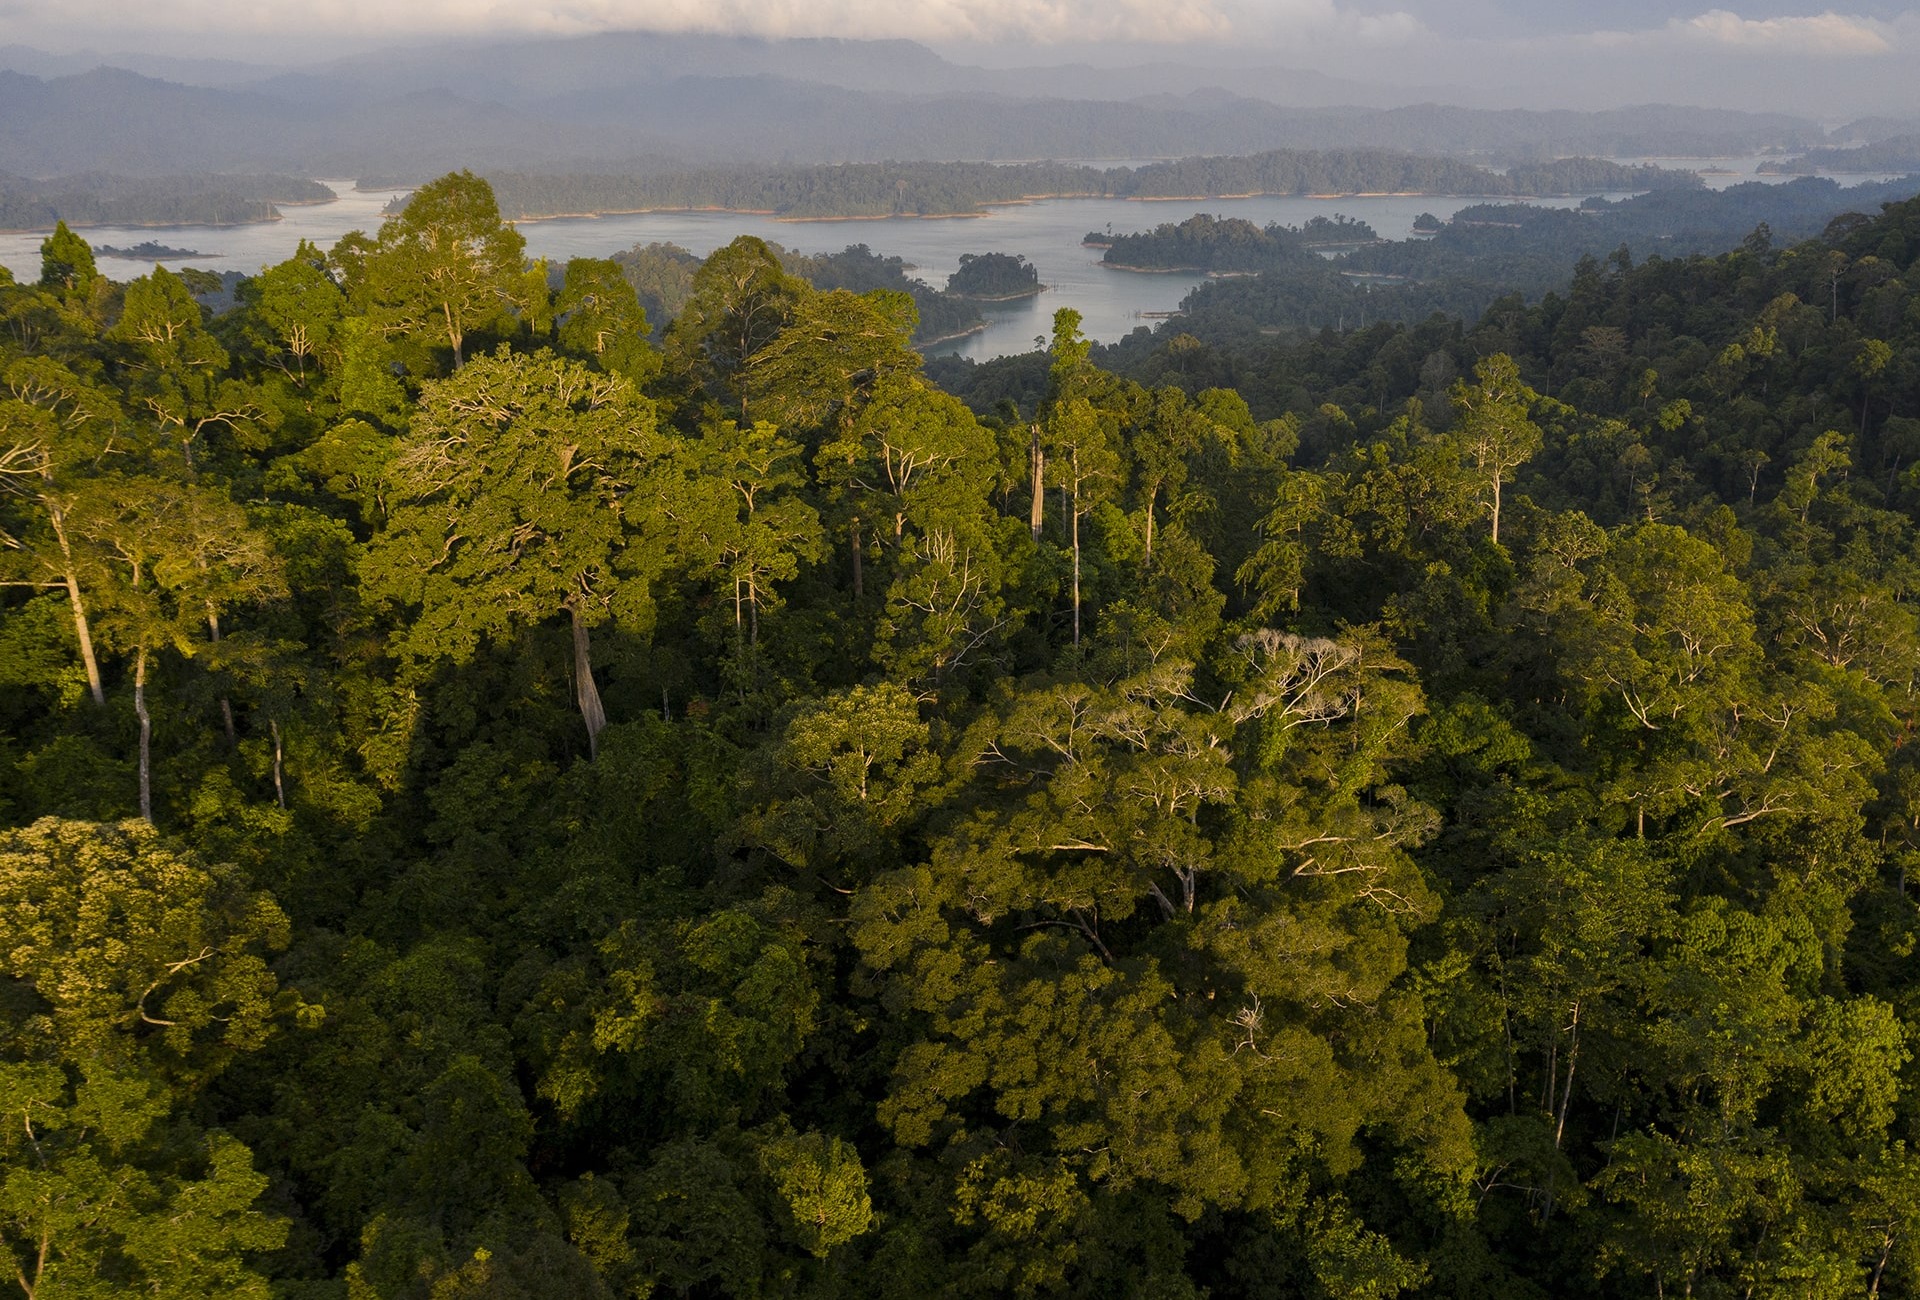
[0,155,1866,360]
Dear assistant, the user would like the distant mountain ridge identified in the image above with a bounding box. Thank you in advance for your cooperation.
[0,35,1427,109]
[0,32,1839,180]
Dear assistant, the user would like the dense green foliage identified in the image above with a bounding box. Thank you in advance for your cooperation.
[0,173,335,231]
[7,172,1920,1299]
[610,241,703,339]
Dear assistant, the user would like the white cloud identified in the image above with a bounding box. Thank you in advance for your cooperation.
[1584,8,1899,56]
[1215,0,1427,45]
[1677,8,1894,54]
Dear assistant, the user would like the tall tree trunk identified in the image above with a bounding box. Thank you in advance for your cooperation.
[570,606,607,760]
[1144,484,1157,559]
[1029,429,1045,542]
[48,504,105,706]
[135,647,152,824]
[207,608,237,746]
[850,517,864,598]
[1871,1229,1893,1297]
[19,1226,50,1300]
[445,302,464,369]
[64,570,106,707]
[1554,1002,1580,1148]
[1071,450,1082,647]
[269,718,286,810]
[1491,477,1503,545]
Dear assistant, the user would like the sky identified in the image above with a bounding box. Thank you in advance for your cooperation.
[6,0,1918,116]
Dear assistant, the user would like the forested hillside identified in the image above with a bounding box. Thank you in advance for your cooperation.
[1764,135,1920,177]
[0,172,334,231]
[466,153,1698,223]
[1062,175,1920,342]
[4,170,1920,1298]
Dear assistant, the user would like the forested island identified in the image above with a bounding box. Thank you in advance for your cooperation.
[1094,213,1390,274]
[1096,213,1330,274]
[945,252,1042,300]
[418,151,1701,224]
[1762,134,1920,176]
[1294,214,1381,247]
[94,240,209,260]
[0,172,334,231]
[608,239,992,347]
[6,168,1920,1299]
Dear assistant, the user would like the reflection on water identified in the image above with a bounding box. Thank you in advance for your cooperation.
[2,156,1864,360]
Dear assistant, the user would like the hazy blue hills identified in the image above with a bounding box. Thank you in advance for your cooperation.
[0,68,308,173]
[268,32,966,106]
[0,67,680,176]
[0,31,1839,181]
[0,35,1431,110]
[0,43,280,87]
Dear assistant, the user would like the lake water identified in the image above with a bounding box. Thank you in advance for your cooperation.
[0,155,1887,361]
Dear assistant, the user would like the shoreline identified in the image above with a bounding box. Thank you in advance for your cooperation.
[0,186,339,236]
[0,213,286,235]
[950,287,1045,302]
[1100,263,1281,278]
[506,205,782,223]
[1101,262,1207,274]
[778,211,991,224]
[495,187,1554,225]
[9,179,1658,237]
[915,321,989,347]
